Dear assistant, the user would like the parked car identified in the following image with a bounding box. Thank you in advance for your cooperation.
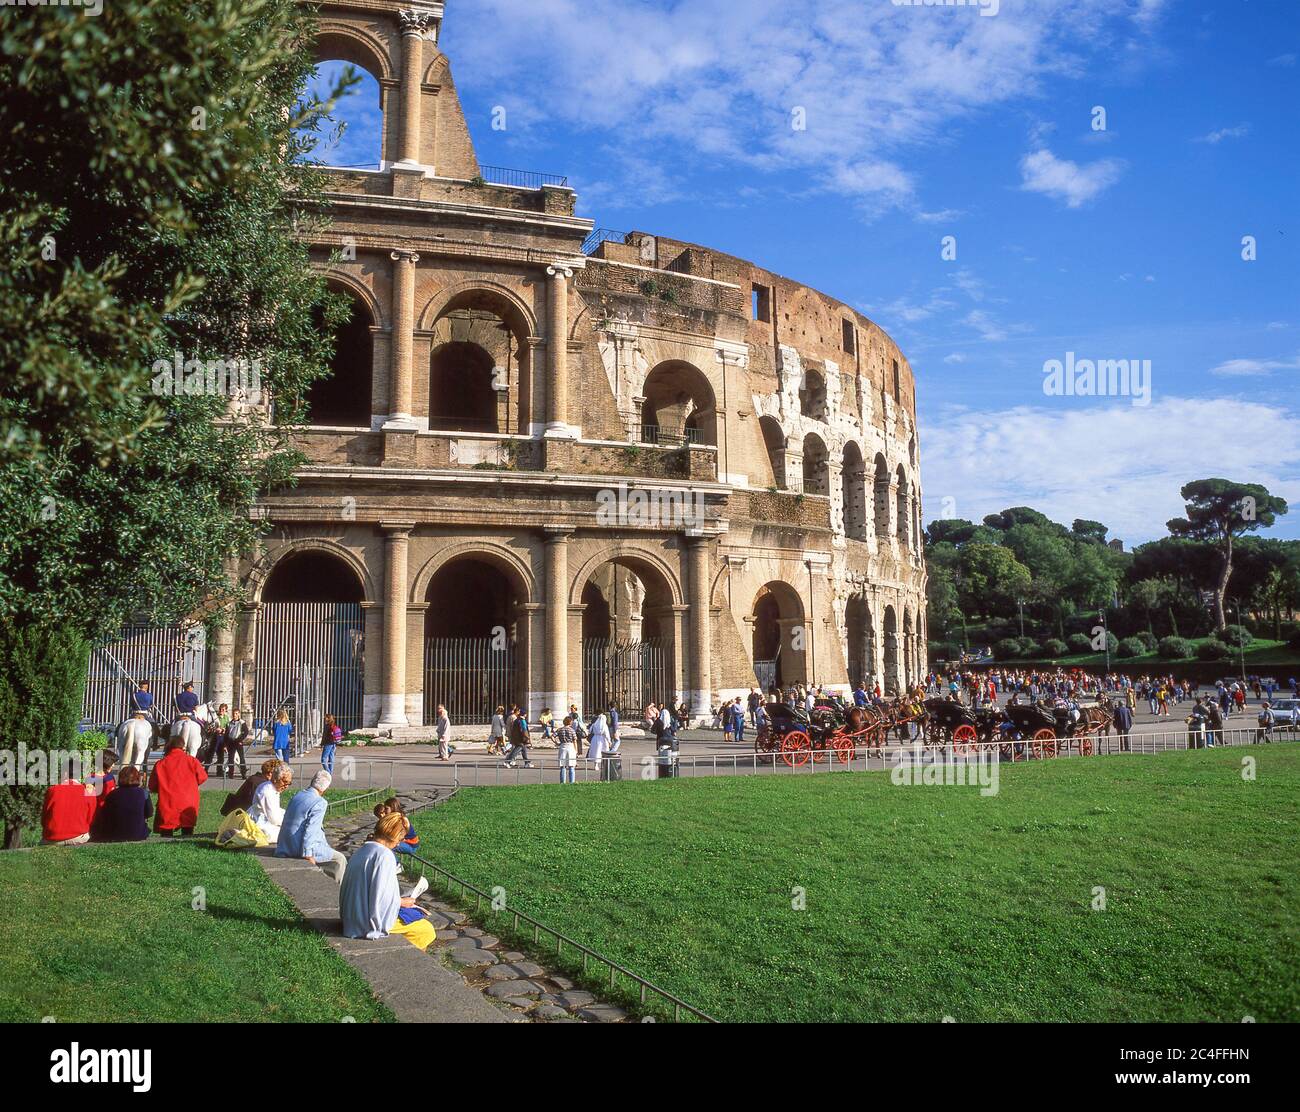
[1269,698,1300,729]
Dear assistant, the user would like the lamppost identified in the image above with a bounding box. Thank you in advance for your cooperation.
[1230,601,1247,686]
[1017,598,1025,639]
[1100,608,1111,674]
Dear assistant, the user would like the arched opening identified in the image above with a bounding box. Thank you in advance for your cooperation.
[307,287,374,427]
[896,466,911,548]
[873,454,892,541]
[760,416,787,489]
[903,610,914,688]
[429,341,498,432]
[641,361,717,447]
[263,551,365,604]
[297,57,385,169]
[428,289,533,434]
[751,581,806,693]
[846,595,874,688]
[802,433,829,497]
[580,558,675,717]
[423,557,523,724]
[841,442,867,540]
[256,549,366,732]
[883,605,900,694]
[799,369,826,420]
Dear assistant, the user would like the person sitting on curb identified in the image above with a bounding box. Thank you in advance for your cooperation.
[91,766,153,843]
[339,812,435,951]
[41,759,97,845]
[374,798,420,855]
[276,770,346,883]
[249,762,292,845]
[149,736,208,837]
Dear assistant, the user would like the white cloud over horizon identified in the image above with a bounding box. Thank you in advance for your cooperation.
[1019,147,1126,208]
[920,396,1300,544]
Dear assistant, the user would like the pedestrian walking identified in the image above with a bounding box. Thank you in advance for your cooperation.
[272,710,293,764]
[556,716,578,783]
[321,713,342,773]
[487,705,506,756]
[502,705,534,768]
[434,703,452,760]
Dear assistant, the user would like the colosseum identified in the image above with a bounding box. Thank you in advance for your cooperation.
[196,0,928,734]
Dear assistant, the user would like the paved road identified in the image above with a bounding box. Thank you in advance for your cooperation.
[194,695,1297,795]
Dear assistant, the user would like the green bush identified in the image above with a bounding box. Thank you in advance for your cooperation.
[1117,637,1147,658]
[1134,631,1158,652]
[1067,633,1093,655]
[1042,638,1068,657]
[1196,639,1231,662]
[1157,636,1195,660]
[1220,624,1253,649]
[1015,636,1039,658]
[993,638,1022,661]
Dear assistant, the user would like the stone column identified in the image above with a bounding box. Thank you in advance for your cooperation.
[385,250,420,429]
[397,10,432,166]
[686,533,713,723]
[545,265,575,438]
[543,526,574,712]
[207,620,235,712]
[379,522,415,729]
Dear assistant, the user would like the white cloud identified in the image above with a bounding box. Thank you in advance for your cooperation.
[446,0,1166,213]
[1019,147,1125,208]
[1268,53,1297,67]
[1195,124,1251,144]
[944,353,968,365]
[921,397,1300,544]
[1209,355,1300,377]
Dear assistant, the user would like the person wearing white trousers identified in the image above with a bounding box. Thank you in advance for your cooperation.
[556,718,578,784]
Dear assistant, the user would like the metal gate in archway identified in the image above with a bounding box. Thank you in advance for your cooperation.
[82,624,207,727]
[424,637,518,726]
[254,603,364,733]
[582,638,667,719]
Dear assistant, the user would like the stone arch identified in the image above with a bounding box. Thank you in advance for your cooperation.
[306,279,375,427]
[883,604,900,693]
[760,415,787,489]
[640,360,718,447]
[802,432,829,497]
[846,594,874,687]
[318,268,385,331]
[316,24,395,83]
[751,580,806,690]
[409,541,536,606]
[421,282,538,434]
[418,280,538,339]
[841,440,867,540]
[568,544,684,610]
[799,369,826,420]
[895,464,910,548]
[250,539,376,604]
[873,452,892,540]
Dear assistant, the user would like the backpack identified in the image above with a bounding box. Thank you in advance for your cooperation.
[214,809,268,850]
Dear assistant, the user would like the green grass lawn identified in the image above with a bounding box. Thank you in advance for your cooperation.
[412,746,1300,1023]
[0,788,392,1023]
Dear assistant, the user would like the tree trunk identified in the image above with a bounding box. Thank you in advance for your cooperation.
[4,822,22,850]
[1214,536,1233,633]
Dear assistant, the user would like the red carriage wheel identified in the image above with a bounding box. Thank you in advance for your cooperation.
[1078,736,1094,757]
[832,733,856,764]
[1031,729,1057,759]
[780,731,812,767]
[952,724,977,757]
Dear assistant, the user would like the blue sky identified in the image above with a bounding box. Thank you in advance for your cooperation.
[308,0,1299,545]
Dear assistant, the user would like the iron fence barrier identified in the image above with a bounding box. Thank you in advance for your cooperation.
[395,846,717,1023]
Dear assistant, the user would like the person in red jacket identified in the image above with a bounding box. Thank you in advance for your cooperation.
[41,760,97,845]
[148,737,208,836]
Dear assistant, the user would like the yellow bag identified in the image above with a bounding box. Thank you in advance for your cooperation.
[215,808,268,849]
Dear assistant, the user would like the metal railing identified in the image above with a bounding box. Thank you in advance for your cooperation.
[582,227,629,256]
[396,845,716,1023]
[479,164,569,190]
[639,424,703,447]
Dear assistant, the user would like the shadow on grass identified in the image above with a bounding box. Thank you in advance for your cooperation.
[204,905,321,934]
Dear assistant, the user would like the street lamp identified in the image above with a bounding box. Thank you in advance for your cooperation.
[1230,601,1247,685]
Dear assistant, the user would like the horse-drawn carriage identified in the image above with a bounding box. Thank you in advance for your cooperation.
[1001,698,1110,757]
[920,697,1002,756]
[754,700,889,767]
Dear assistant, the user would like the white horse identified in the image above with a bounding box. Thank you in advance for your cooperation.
[170,713,204,758]
[118,713,154,770]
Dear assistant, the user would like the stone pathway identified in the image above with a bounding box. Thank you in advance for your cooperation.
[323,791,631,1024]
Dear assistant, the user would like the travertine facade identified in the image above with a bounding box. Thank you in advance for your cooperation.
[213,0,927,729]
